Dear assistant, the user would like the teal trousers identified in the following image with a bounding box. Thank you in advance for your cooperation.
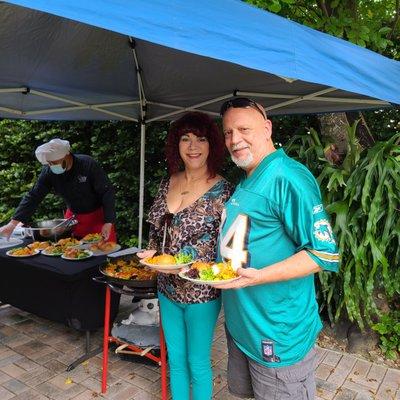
[158,292,221,400]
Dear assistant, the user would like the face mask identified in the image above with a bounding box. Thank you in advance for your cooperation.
[50,164,66,174]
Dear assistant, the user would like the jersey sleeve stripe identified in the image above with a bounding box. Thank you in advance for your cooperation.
[307,249,340,262]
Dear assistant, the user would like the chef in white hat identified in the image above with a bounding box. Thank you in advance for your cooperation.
[35,138,71,173]
[0,138,116,242]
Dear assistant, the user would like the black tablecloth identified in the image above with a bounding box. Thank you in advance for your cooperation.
[0,241,120,330]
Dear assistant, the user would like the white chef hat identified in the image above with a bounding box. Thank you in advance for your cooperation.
[35,138,71,165]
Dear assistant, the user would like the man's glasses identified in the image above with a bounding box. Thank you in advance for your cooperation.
[220,97,266,119]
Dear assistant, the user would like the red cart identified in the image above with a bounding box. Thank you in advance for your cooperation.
[98,280,168,399]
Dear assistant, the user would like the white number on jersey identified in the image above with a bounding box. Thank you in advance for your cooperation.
[220,214,249,270]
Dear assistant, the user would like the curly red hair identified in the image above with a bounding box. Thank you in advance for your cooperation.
[165,112,225,178]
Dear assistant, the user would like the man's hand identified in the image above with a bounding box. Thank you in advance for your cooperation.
[101,223,113,241]
[214,251,321,289]
[0,220,19,240]
[212,267,262,289]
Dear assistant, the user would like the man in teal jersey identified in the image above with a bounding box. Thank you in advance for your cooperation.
[215,98,339,399]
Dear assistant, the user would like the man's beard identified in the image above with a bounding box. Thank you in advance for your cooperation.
[230,152,253,169]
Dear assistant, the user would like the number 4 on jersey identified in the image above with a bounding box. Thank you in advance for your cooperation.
[220,214,250,270]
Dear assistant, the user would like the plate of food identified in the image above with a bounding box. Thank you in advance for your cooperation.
[57,237,82,248]
[140,253,194,271]
[82,233,103,243]
[6,247,40,257]
[61,248,93,260]
[179,261,240,286]
[27,241,52,251]
[41,244,64,256]
[89,241,121,256]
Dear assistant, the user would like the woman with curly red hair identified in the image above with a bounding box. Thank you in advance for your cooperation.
[138,111,233,400]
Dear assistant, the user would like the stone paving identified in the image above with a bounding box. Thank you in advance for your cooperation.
[0,298,399,400]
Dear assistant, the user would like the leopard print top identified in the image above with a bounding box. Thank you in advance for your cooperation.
[147,178,234,304]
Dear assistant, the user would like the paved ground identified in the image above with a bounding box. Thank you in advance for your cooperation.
[0,297,399,400]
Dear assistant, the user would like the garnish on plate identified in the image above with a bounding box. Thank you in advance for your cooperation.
[27,241,51,251]
[57,237,82,247]
[42,244,64,256]
[184,260,238,281]
[82,233,102,243]
[62,248,92,260]
[145,252,193,265]
[7,246,38,257]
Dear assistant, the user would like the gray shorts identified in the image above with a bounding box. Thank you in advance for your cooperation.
[225,326,316,400]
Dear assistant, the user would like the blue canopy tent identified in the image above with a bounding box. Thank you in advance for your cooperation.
[1,0,399,245]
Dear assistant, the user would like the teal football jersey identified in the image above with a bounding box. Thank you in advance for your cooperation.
[219,149,339,367]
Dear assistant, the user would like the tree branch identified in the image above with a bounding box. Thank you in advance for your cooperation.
[317,0,330,17]
[388,0,400,40]
[350,0,358,21]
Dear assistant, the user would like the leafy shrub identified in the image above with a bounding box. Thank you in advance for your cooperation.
[286,125,400,335]
[372,311,400,360]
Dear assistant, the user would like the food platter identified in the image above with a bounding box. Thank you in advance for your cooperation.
[178,269,240,286]
[140,258,193,271]
[61,250,93,261]
[99,256,157,288]
[41,246,64,256]
[82,233,103,244]
[27,241,52,251]
[56,237,83,248]
[89,242,121,256]
[6,247,40,257]
[178,261,240,286]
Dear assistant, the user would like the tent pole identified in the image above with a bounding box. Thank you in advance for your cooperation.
[130,36,147,249]
[138,121,145,249]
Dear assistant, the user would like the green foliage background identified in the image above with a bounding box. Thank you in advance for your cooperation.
[1,109,397,247]
[0,114,318,245]
[0,120,170,246]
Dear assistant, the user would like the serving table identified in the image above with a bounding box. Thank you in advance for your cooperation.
[0,240,120,369]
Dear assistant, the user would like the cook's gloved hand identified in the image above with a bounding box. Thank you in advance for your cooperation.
[0,220,19,240]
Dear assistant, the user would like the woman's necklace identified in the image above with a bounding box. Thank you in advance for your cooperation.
[180,173,208,196]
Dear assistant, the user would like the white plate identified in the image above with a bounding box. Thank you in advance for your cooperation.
[41,249,63,257]
[61,250,93,261]
[6,248,40,257]
[178,269,240,286]
[0,237,24,249]
[140,258,193,271]
[90,244,122,256]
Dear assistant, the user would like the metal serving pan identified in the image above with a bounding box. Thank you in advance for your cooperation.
[23,217,77,241]
[98,254,157,289]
